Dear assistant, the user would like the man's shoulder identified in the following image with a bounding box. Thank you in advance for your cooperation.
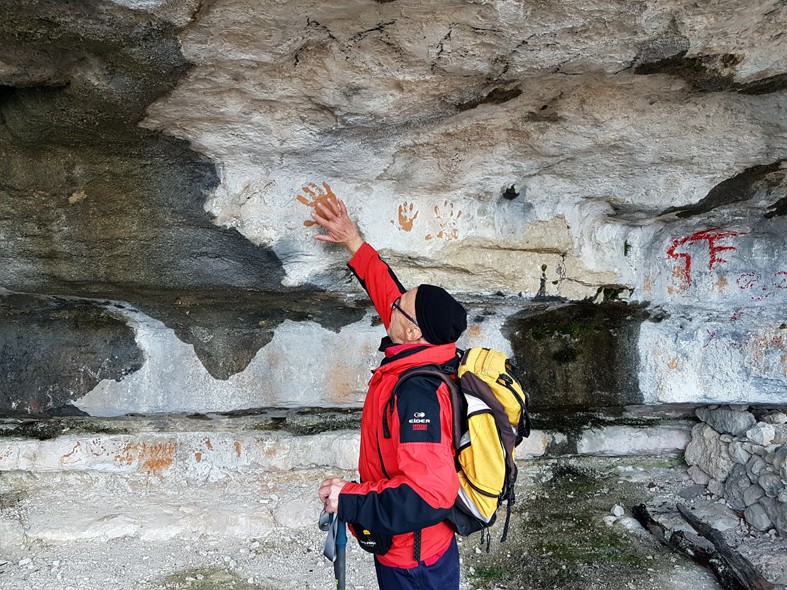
[397,372,445,396]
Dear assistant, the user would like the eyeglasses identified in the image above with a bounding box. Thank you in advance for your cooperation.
[391,297,419,328]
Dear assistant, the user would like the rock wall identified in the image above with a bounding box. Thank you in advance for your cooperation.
[685,406,787,535]
[0,0,785,416]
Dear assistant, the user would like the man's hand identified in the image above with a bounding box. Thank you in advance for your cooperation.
[319,477,348,514]
[309,193,364,255]
[297,182,338,228]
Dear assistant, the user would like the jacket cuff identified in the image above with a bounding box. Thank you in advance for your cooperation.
[347,242,375,274]
[337,485,359,523]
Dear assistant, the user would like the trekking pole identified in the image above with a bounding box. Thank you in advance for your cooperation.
[320,508,347,590]
[334,519,347,590]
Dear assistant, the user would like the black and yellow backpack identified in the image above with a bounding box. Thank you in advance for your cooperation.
[392,347,531,544]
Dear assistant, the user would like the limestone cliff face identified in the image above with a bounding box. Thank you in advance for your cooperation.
[0,0,784,416]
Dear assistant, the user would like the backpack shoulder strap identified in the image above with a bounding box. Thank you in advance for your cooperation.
[386,357,463,449]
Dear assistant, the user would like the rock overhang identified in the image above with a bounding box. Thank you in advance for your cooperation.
[0,0,785,416]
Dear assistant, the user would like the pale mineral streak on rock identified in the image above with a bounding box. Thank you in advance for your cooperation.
[638,306,787,404]
[575,424,692,456]
[75,306,380,416]
[67,297,519,416]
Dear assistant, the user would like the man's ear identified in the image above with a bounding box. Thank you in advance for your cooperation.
[405,326,422,343]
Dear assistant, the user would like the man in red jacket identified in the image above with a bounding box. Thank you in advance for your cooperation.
[314,196,467,590]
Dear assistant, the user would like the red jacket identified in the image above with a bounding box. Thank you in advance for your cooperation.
[338,243,460,568]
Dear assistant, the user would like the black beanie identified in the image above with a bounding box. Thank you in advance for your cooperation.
[414,284,467,345]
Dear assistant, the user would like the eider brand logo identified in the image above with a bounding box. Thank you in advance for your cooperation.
[409,412,430,424]
[410,411,431,431]
[382,385,442,443]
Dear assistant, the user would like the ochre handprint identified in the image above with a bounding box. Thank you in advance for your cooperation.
[391,201,419,232]
[297,181,338,227]
[425,200,462,241]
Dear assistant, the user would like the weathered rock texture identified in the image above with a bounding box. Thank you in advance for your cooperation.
[0,0,785,415]
[685,406,787,536]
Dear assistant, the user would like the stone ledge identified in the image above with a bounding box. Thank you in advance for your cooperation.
[0,431,360,477]
[7,404,774,478]
[0,423,695,481]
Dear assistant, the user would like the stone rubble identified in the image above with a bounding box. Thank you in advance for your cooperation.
[685,406,787,536]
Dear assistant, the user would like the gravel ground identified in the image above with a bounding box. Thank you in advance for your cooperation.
[0,530,379,590]
[1,456,785,590]
[0,528,719,590]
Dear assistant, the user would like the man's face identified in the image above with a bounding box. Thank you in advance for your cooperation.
[388,287,421,344]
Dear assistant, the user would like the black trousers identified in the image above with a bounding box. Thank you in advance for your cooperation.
[373,537,459,590]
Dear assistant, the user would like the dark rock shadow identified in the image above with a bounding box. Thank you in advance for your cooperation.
[0,0,365,409]
[504,301,654,412]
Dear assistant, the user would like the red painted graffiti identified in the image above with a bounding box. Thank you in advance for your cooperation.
[667,228,746,285]
[737,271,787,301]
[703,329,718,348]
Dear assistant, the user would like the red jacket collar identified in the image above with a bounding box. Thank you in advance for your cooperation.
[384,342,431,359]
[377,341,457,374]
